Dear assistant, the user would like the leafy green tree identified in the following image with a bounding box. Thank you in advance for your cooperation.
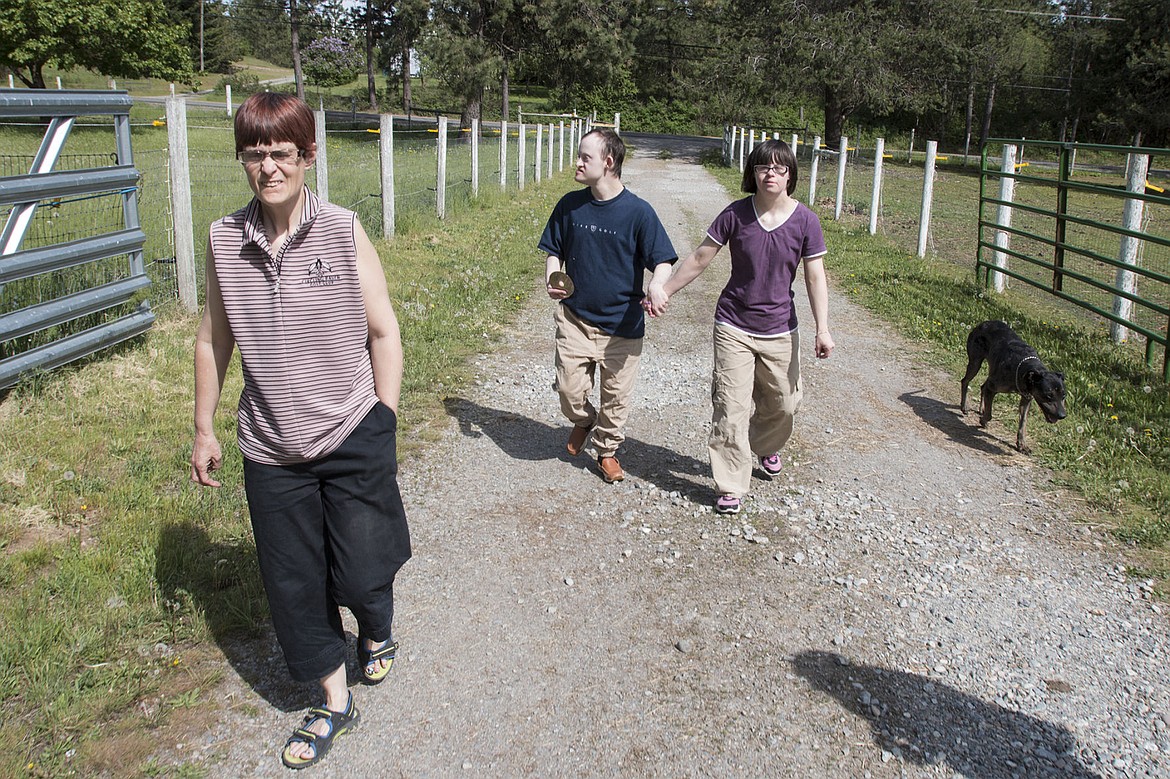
[301,34,363,89]
[165,0,241,73]
[0,0,193,88]
[1085,0,1170,144]
[421,0,499,126]
[228,0,292,68]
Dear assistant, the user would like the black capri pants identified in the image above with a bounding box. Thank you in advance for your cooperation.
[242,402,411,683]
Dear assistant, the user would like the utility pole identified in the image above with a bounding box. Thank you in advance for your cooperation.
[199,0,205,72]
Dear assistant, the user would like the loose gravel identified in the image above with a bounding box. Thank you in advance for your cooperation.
[154,138,1170,778]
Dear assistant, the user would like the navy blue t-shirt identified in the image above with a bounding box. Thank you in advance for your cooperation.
[539,187,677,338]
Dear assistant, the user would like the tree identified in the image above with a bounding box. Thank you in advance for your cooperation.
[166,0,241,73]
[228,0,292,68]
[1085,0,1170,144]
[0,0,193,89]
[302,34,363,90]
[421,0,499,127]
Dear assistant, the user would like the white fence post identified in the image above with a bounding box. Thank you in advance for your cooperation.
[314,108,328,202]
[834,136,848,220]
[499,120,508,190]
[535,123,543,184]
[908,128,915,163]
[518,123,526,190]
[380,114,395,237]
[56,76,62,89]
[739,127,747,171]
[991,144,1017,292]
[614,112,620,134]
[471,118,480,197]
[558,121,565,171]
[225,84,232,116]
[917,140,938,257]
[1111,152,1150,342]
[165,96,197,312]
[436,116,447,219]
[869,138,884,235]
[790,133,798,154]
[808,135,821,203]
[547,122,554,178]
[8,74,14,88]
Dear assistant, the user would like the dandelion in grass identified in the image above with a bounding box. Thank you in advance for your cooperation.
[1110,415,1119,421]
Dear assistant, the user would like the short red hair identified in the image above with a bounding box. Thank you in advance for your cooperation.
[234,92,315,154]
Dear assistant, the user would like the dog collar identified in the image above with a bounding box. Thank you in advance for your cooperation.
[1015,355,1040,393]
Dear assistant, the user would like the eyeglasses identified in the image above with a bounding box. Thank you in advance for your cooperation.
[753,164,789,176]
[236,148,305,166]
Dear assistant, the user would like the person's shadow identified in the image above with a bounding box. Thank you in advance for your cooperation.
[155,521,351,713]
[791,650,1103,778]
[442,396,712,502]
[898,389,1012,455]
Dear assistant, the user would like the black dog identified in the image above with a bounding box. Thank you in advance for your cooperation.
[960,321,1067,452]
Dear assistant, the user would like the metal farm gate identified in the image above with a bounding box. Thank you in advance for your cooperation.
[0,90,154,388]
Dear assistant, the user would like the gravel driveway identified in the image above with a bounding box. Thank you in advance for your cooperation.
[168,137,1170,778]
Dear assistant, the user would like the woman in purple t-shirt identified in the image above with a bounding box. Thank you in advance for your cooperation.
[646,139,834,515]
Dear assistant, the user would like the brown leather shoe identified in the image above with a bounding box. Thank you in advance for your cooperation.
[597,455,624,483]
[566,424,592,456]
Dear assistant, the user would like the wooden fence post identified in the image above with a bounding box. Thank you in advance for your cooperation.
[917,140,938,257]
[834,136,848,220]
[165,96,197,312]
[992,144,1017,292]
[869,138,884,236]
[379,114,395,237]
[518,123,526,190]
[471,118,480,197]
[436,116,447,219]
[314,108,328,202]
[808,135,821,203]
[499,120,508,190]
[1111,152,1150,342]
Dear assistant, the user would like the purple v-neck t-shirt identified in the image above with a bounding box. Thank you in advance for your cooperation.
[707,197,827,337]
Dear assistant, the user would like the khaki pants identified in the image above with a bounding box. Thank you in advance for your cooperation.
[709,323,802,497]
[554,304,642,457]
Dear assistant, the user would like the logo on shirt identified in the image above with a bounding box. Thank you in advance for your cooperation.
[573,220,617,237]
[303,258,339,287]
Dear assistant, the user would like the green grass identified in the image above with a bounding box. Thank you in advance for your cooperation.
[707,161,1170,578]
[0,170,566,777]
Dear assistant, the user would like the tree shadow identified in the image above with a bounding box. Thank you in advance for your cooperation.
[790,650,1102,778]
[156,522,335,713]
[442,396,711,501]
[898,389,1012,456]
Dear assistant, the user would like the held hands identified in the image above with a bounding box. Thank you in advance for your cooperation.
[643,283,670,318]
[815,331,835,360]
[190,431,223,487]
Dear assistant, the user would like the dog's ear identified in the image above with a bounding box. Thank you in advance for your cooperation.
[1055,371,1064,380]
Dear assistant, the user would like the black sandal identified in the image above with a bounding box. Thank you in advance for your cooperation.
[280,692,360,770]
[357,634,399,685]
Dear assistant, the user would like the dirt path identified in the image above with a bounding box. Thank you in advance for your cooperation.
[172,143,1170,778]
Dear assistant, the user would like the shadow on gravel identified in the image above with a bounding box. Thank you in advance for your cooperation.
[443,396,710,500]
[155,522,320,713]
[791,650,1102,779]
[898,390,1013,455]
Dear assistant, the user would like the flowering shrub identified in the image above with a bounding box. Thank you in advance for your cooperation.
[303,36,364,89]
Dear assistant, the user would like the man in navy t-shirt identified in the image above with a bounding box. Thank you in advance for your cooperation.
[539,128,676,483]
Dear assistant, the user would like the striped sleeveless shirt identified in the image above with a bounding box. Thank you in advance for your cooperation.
[209,188,379,465]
